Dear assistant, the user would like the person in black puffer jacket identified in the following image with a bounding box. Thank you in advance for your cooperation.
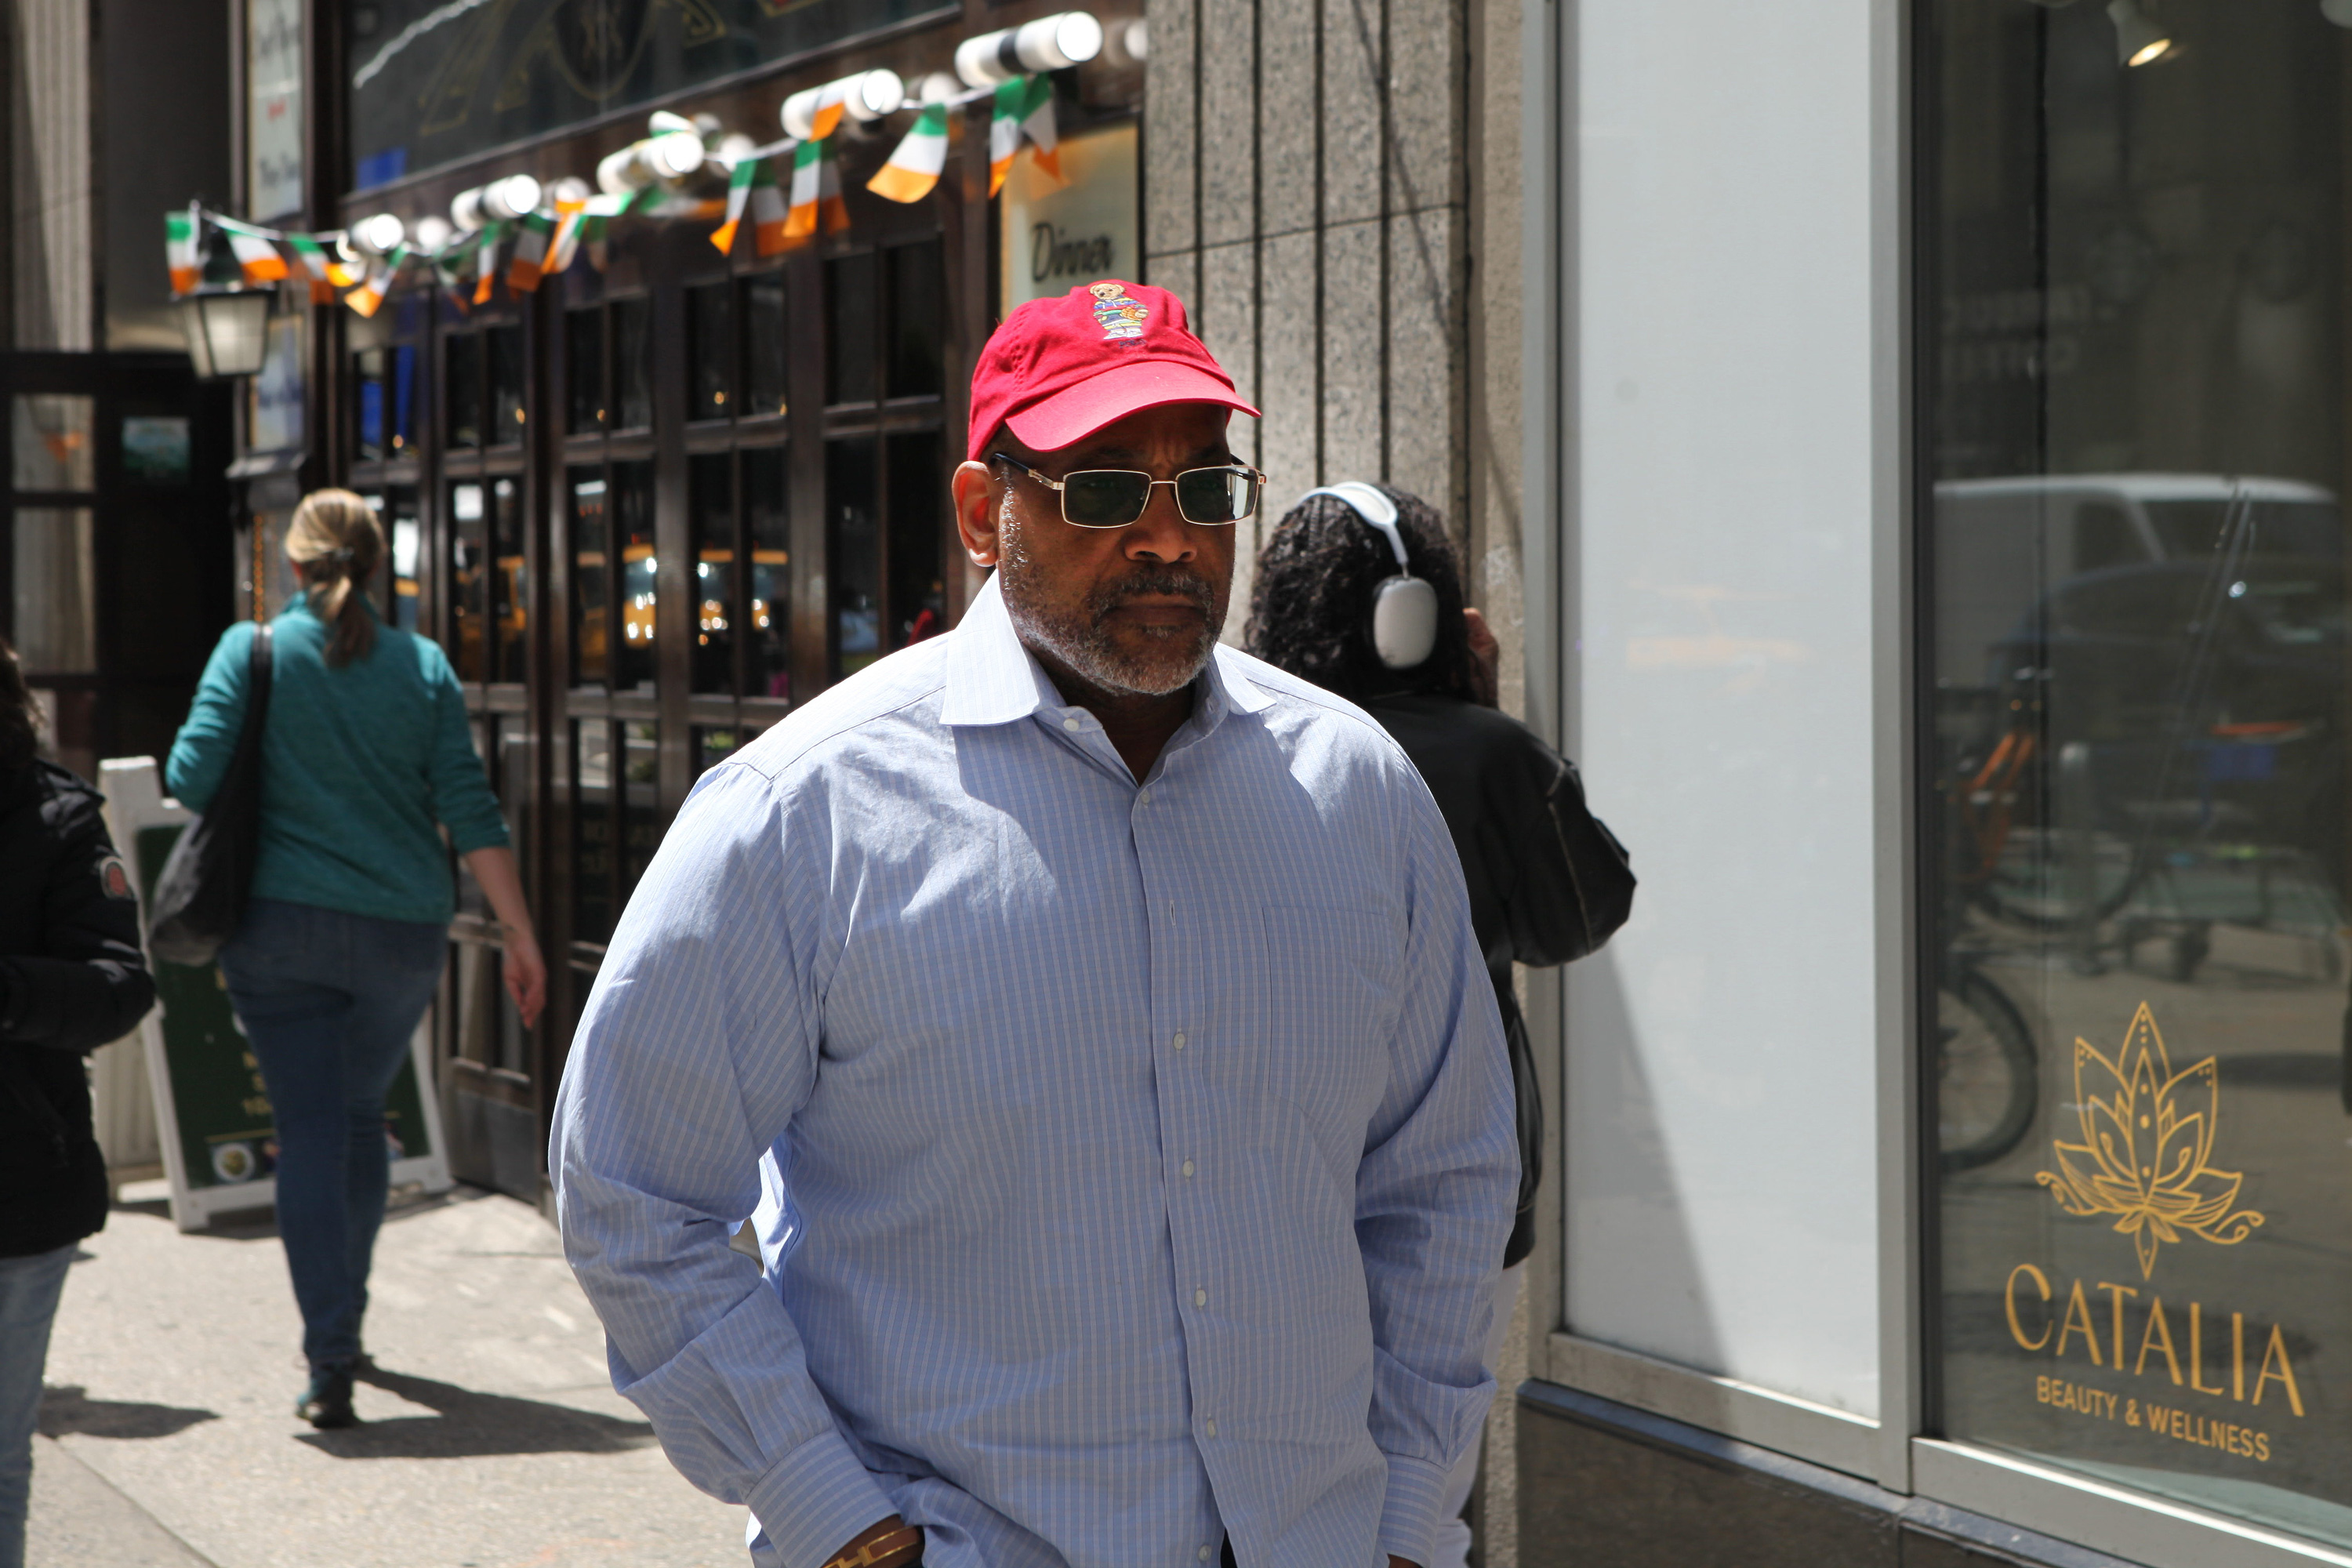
[1247,485,1633,1568]
[0,636,155,1568]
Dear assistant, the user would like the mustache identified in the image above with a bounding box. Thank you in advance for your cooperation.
[1089,567,1217,622]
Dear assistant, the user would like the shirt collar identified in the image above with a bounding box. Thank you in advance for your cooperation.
[939,572,1275,728]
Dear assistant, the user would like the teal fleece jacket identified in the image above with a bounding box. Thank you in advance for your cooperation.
[165,598,510,926]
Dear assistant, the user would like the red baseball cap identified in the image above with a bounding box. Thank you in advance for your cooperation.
[967,281,1259,459]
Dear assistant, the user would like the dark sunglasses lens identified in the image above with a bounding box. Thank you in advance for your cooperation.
[1062,470,1150,527]
[1177,468,1255,524]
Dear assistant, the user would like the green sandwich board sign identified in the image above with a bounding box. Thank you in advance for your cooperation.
[103,760,450,1231]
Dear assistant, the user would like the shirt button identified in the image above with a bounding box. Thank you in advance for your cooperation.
[1181,1160,1195,1178]
[1062,716,1082,731]
[1199,1550,1211,1563]
[1138,787,1152,804]
[1204,1418,1218,1438]
[1194,1287,1207,1307]
[1173,1030,1187,1051]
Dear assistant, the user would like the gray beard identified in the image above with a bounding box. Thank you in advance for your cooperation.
[997,520,1226,698]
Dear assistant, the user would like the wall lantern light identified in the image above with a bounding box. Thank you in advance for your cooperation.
[597,127,710,195]
[781,69,906,139]
[453,173,544,230]
[2323,0,2352,27]
[350,212,407,256]
[2107,0,2172,65]
[176,287,274,379]
[955,12,1103,88]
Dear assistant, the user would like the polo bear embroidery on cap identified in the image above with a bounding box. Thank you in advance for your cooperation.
[1088,281,1149,340]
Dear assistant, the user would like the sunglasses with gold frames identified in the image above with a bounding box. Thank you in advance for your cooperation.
[988,452,1267,528]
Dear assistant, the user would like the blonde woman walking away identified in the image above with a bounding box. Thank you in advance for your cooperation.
[166,489,543,1430]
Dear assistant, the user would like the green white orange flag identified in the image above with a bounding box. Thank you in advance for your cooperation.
[223,226,290,285]
[166,209,200,295]
[472,223,502,304]
[547,191,596,274]
[990,75,1062,196]
[807,78,851,142]
[506,211,555,292]
[869,105,949,203]
[749,160,789,255]
[434,249,470,315]
[285,234,336,303]
[711,157,760,252]
[345,245,407,318]
[782,137,848,246]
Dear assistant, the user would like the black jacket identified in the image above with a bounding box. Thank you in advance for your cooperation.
[0,760,156,1258]
[1360,691,1632,1267]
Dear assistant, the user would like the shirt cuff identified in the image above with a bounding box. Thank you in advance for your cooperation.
[1377,1450,1451,1567]
[742,1425,897,1568]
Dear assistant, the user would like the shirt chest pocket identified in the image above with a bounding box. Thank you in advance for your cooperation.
[1250,900,1404,1115]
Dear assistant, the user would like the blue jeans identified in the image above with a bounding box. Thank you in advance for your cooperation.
[220,899,445,1372]
[0,1243,74,1568]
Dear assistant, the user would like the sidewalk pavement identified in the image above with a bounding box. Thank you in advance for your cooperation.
[29,1182,746,1568]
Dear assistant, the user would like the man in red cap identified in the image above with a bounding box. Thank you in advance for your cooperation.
[555,281,1515,1568]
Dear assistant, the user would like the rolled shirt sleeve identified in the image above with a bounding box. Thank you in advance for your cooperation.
[1357,787,1520,1567]
[552,763,893,1566]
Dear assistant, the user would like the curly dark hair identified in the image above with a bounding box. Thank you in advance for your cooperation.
[0,637,39,778]
[1244,485,1477,702]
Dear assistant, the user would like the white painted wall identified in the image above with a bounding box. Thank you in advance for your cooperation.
[1563,0,1883,1417]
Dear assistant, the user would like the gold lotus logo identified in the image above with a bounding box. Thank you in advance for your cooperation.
[2036,1002,2264,1279]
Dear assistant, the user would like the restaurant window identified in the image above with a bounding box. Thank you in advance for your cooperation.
[612,459,655,692]
[570,468,609,686]
[448,480,488,681]
[611,296,652,432]
[688,281,735,423]
[382,485,420,631]
[690,452,734,693]
[353,343,419,460]
[745,445,790,699]
[445,331,483,451]
[746,274,789,418]
[487,323,525,444]
[487,476,524,682]
[1927,0,2352,1547]
[565,307,605,433]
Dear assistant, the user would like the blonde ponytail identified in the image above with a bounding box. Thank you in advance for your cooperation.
[286,489,385,668]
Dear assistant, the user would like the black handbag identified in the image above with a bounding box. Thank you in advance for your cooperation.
[148,625,273,967]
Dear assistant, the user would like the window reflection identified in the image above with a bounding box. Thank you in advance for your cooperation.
[688,281,735,421]
[572,720,614,944]
[827,438,879,676]
[383,485,420,632]
[887,432,946,648]
[1929,0,2352,1543]
[488,324,524,441]
[571,468,609,685]
[10,509,95,671]
[445,332,482,450]
[490,476,524,681]
[746,274,788,417]
[745,446,790,699]
[691,452,735,693]
[612,459,655,691]
[611,297,652,430]
[826,252,878,406]
[448,481,487,681]
[621,720,659,901]
[566,307,605,432]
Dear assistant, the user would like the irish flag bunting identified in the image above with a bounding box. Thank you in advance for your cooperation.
[165,209,200,295]
[750,160,790,255]
[472,223,502,304]
[346,245,407,318]
[223,226,290,285]
[990,76,1062,196]
[782,137,848,246]
[869,105,949,203]
[710,158,759,252]
[807,78,850,142]
[286,234,336,303]
[506,211,555,292]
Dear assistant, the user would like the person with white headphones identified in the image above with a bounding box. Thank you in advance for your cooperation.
[1249,481,1635,1568]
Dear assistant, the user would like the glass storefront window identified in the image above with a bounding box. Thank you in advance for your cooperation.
[612,459,655,691]
[689,282,735,421]
[10,508,96,671]
[488,476,523,682]
[826,253,879,406]
[571,469,608,686]
[691,452,735,694]
[746,274,789,418]
[745,446,790,699]
[621,720,659,899]
[488,324,524,443]
[448,480,487,681]
[828,437,880,676]
[1929,0,2352,1546]
[612,298,652,431]
[566,306,604,433]
[346,1,953,191]
[887,431,946,648]
[12,394,94,491]
[383,485,420,632]
[572,719,613,945]
[355,344,419,459]
[887,241,946,399]
[445,332,483,451]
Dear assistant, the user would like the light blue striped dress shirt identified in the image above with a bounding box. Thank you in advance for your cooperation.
[553,574,1516,1568]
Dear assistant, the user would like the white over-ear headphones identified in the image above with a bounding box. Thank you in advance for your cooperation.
[1301,482,1439,670]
